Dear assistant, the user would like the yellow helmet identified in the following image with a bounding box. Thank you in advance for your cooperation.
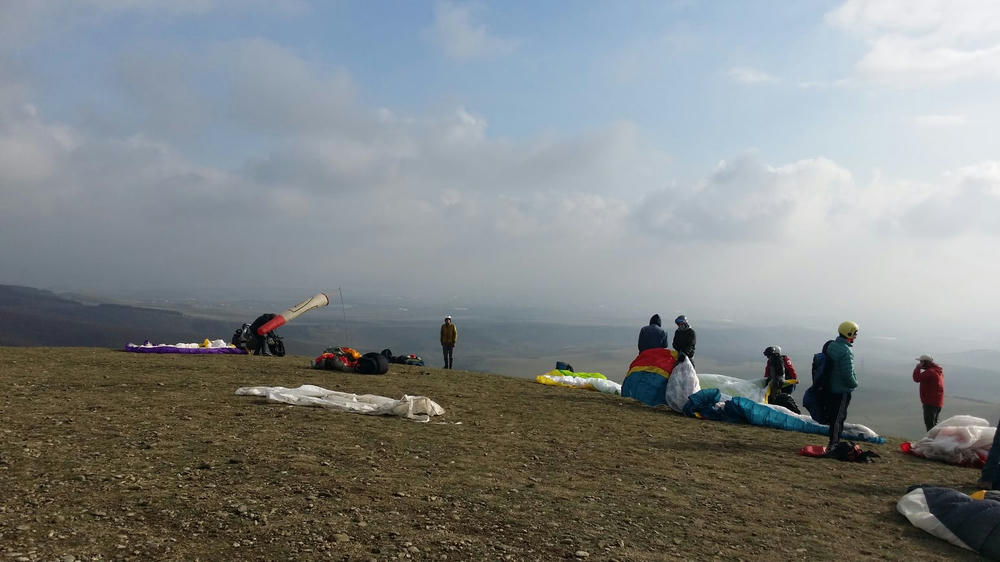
[838,321,859,339]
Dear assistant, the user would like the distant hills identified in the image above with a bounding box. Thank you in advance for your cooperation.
[0,284,239,347]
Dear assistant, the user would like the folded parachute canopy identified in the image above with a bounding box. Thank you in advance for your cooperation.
[622,348,678,407]
[683,388,885,444]
[313,346,362,371]
[898,486,1000,558]
[235,384,444,422]
[124,340,246,354]
[536,370,621,395]
[899,415,995,468]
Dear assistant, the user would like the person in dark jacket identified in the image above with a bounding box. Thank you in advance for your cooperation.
[672,315,696,363]
[440,315,457,369]
[979,420,1000,489]
[763,346,800,395]
[825,321,859,450]
[637,314,669,352]
[248,313,277,356]
[913,354,944,431]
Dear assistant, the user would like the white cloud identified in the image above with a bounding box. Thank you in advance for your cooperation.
[423,1,521,62]
[0,0,306,47]
[899,161,1000,236]
[633,156,853,240]
[4,26,1000,331]
[727,66,777,84]
[912,113,967,128]
[827,0,1000,84]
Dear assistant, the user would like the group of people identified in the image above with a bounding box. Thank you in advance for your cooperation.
[637,318,947,454]
[638,314,697,362]
[444,310,949,454]
[751,321,862,450]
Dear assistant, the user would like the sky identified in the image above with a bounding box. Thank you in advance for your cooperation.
[2,0,1000,346]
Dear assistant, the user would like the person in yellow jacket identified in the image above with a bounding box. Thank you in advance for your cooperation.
[440,315,457,369]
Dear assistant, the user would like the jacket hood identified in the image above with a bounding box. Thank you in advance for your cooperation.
[649,314,661,327]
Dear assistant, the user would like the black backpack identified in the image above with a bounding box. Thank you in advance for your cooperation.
[231,323,252,351]
[827,441,880,463]
[355,352,390,375]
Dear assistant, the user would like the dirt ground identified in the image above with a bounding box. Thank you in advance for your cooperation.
[0,347,987,561]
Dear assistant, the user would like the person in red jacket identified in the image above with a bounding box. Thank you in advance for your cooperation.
[762,346,801,413]
[913,354,944,431]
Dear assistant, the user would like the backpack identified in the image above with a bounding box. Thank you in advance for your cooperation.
[355,352,390,375]
[803,340,834,423]
[231,323,252,351]
[827,441,880,463]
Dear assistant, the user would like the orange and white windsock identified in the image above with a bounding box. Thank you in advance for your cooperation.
[257,293,330,335]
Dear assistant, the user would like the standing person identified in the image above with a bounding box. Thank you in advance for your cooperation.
[672,315,696,363]
[913,354,944,432]
[440,315,457,369]
[825,321,859,450]
[248,313,277,356]
[763,346,800,393]
[637,314,669,352]
[979,418,1000,489]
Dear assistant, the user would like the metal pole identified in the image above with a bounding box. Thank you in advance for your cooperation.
[338,287,348,342]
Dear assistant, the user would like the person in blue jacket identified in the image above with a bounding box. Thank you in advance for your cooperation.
[637,314,669,352]
[826,321,859,450]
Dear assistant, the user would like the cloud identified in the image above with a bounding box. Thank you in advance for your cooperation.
[727,66,777,84]
[114,39,359,139]
[827,0,1000,84]
[4,24,1000,330]
[912,113,967,127]
[633,155,853,241]
[423,1,521,61]
[898,161,1000,236]
[0,0,306,47]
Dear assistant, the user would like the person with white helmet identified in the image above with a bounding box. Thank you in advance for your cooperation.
[913,354,944,431]
[672,315,697,364]
[825,321,859,450]
[440,315,457,369]
[763,346,801,413]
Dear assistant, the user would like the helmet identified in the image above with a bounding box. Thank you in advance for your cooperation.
[763,346,781,357]
[838,321,859,339]
[675,315,688,326]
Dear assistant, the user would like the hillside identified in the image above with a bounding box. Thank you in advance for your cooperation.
[0,347,985,561]
[0,285,241,348]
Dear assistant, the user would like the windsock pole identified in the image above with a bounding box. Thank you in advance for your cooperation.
[339,287,348,342]
[256,292,330,335]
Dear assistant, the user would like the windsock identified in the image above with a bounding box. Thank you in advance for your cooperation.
[257,293,330,335]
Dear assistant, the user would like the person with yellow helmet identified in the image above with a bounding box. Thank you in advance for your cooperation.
[825,321,859,451]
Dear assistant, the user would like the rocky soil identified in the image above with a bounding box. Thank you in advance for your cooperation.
[0,347,985,561]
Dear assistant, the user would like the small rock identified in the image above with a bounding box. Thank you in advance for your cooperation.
[333,533,350,543]
[574,551,590,558]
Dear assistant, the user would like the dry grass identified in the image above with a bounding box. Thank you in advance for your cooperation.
[0,347,985,561]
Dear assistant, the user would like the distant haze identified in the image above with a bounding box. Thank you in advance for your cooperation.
[3,1,1000,347]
